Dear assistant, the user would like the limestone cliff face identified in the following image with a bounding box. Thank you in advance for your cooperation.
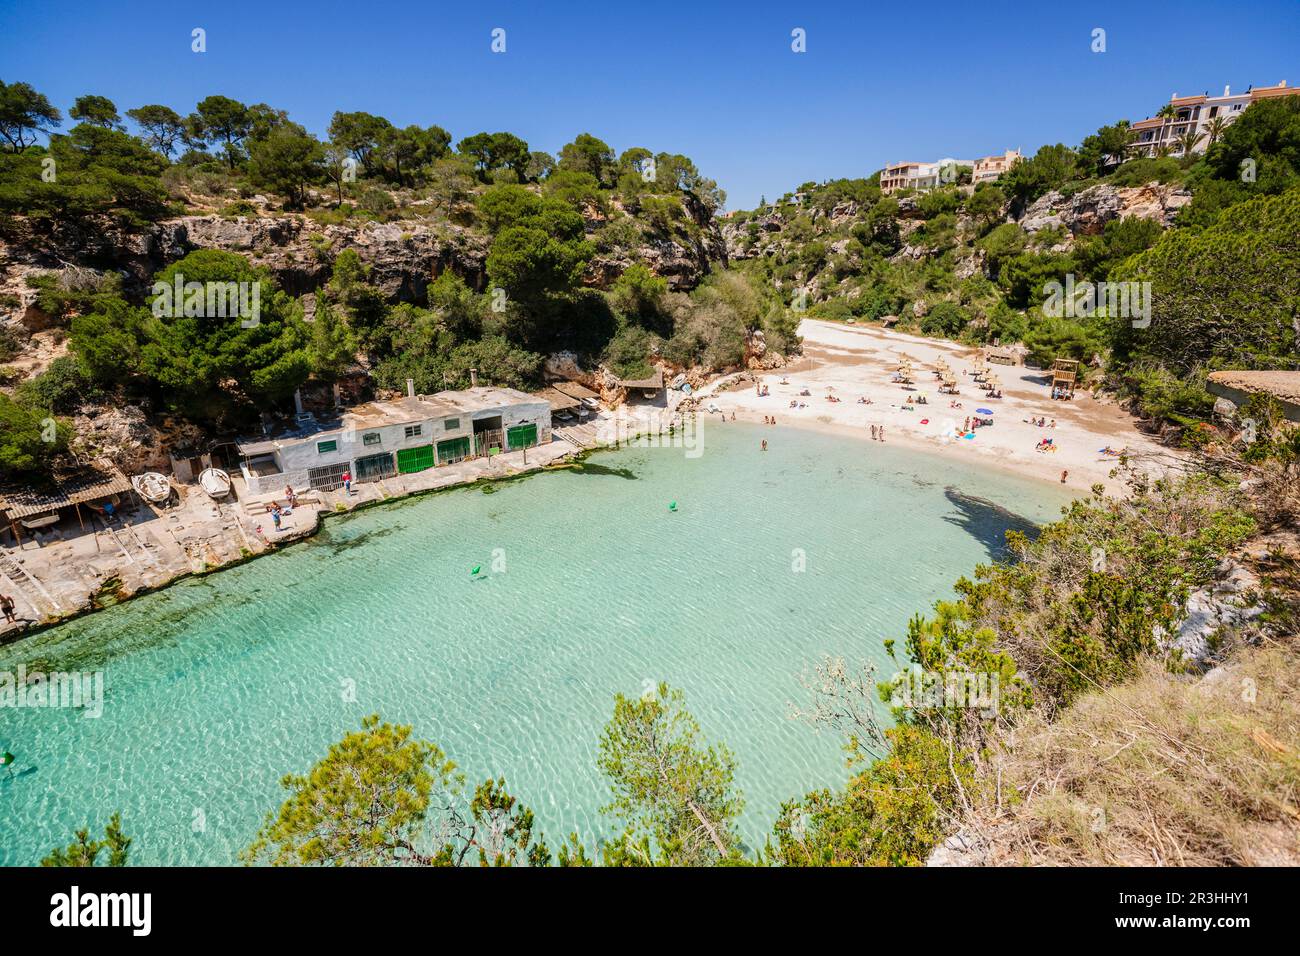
[0,203,727,326]
[1017,182,1192,235]
[587,231,726,291]
[717,179,1190,314]
[0,214,493,303]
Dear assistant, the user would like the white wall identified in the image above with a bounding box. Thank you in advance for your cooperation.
[264,399,552,477]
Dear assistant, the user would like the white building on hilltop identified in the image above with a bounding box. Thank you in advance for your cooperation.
[972,149,1022,184]
[881,150,1019,195]
[1129,80,1299,158]
[880,157,975,195]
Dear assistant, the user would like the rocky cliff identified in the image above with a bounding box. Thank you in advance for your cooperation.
[1,203,727,333]
[1018,182,1192,235]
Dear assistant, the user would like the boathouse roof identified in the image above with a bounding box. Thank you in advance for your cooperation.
[535,386,583,412]
[549,380,600,402]
[0,461,132,520]
[615,369,664,391]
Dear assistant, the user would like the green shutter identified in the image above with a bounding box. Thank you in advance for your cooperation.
[436,436,470,464]
[396,445,435,474]
[507,423,538,450]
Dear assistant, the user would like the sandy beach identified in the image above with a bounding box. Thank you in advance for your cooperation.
[693,319,1184,493]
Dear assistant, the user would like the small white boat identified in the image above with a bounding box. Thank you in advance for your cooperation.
[131,472,171,503]
[19,512,58,530]
[199,467,231,500]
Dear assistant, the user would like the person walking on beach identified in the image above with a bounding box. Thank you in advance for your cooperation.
[871,424,878,441]
[761,439,768,451]
[1,593,16,625]
[879,425,886,442]
[1060,469,1068,484]
[342,469,352,494]
[272,510,282,532]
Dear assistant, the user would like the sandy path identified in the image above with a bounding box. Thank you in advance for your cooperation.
[694,320,1184,494]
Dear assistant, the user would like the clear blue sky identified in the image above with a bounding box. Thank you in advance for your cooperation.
[1,0,1296,209]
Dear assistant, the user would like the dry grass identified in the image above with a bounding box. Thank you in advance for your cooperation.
[972,644,1300,866]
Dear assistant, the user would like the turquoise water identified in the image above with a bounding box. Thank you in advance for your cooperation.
[0,424,1068,865]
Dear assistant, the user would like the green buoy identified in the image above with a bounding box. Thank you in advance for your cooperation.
[668,501,678,512]
[471,565,482,576]
[0,752,14,767]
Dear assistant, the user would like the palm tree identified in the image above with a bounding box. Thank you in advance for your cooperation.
[1204,116,1229,146]
[1176,128,1203,160]
[1155,143,1175,159]
[1154,103,1178,157]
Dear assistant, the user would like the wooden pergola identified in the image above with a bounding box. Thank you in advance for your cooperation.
[0,462,133,546]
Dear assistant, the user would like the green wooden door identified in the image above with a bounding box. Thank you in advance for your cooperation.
[507,423,538,450]
[436,436,470,464]
[396,445,435,474]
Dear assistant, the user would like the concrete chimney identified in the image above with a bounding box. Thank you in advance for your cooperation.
[293,389,304,415]
[406,378,415,398]
[469,368,479,387]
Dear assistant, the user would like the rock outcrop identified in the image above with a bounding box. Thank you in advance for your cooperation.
[2,206,727,313]
[587,232,725,291]
[1017,183,1192,236]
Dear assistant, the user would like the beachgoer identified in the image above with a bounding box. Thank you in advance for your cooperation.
[1,593,16,625]
[1049,419,1056,429]
[272,511,282,532]
[342,469,352,493]
[871,425,878,441]
[761,440,768,451]
[1061,470,1068,483]
[879,426,886,442]
[285,485,296,507]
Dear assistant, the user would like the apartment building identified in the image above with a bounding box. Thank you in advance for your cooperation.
[1129,80,1298,158]
[880,157,974,195]
[971,149,1022,184]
